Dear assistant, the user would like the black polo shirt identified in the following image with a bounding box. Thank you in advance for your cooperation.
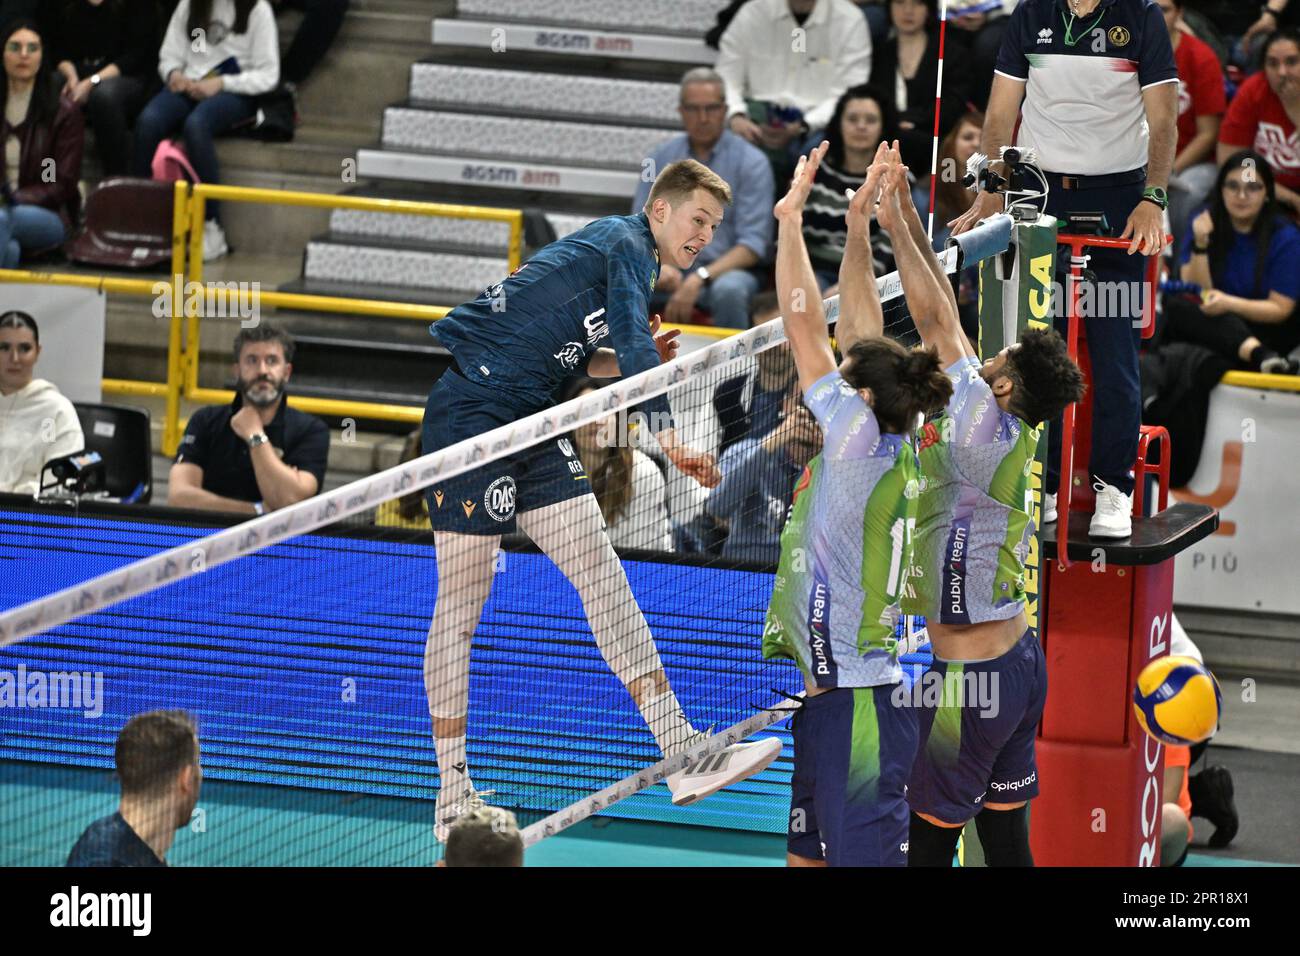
[175,391,329,503]
[995,0,1178,176]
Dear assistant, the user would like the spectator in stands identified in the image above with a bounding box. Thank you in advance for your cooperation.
[632,68,774,330]
[803,85,896,290]
[67,710,202,867]
[1219,28,1300,214]
[440,805,523,867]
[924,111,984,337]
[1163,149,1300,373]
[134,0,280,260]
[929,110,983,243]
[712,293,798,457]
[1162,0,1227,264]
[0,18,84,267]
[1235,2,1298,68]
[46,0,162,177]
[376,429,428,530]
[870,0,972,173]
[857,1,890,45]
[270,0,347,94]
[169,324,330,514]
[717,0,871,180]
[945,1,1013,112]
[0,311,85,496]
[670,295,797,553]
[704,380,822,565]
[560,377,673,552]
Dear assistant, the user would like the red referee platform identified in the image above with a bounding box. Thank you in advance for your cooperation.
[975,221,1219,866]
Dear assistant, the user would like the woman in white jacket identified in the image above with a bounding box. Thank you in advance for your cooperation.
[132,0,279,260]
[0,311,84,496]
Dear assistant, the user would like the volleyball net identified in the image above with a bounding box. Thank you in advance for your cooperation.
[0,217,1012,866]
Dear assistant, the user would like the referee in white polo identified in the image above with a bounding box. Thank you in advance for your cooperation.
[951,0,1178,540]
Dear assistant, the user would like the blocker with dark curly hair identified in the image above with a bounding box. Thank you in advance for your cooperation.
[1002,327,1087,426]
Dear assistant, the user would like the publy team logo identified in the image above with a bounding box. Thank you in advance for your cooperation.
[806,576,836,682]
[944,519,972,624]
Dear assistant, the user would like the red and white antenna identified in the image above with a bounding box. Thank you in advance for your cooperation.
[927,0,951,240]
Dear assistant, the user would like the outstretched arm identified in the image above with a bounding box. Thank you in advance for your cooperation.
[878,154,971,369]
[774,143,839,394]
[835,140,891,354]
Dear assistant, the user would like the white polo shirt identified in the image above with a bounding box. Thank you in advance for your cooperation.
[714,0,871,131]
[995,0,1179,176]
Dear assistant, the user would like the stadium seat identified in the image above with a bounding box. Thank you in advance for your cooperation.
[66,178,174,271]
[73,403,153,504]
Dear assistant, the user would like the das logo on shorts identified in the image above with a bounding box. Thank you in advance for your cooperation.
[485,476,517,522]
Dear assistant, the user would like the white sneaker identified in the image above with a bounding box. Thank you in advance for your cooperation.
[1088,479,1132,538]
[434,783,488,843]
[202,219,229,261]
[1042,492,1058,525]
[666,735,782,807]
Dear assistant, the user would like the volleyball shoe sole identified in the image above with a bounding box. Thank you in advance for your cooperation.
[667,737,782,806]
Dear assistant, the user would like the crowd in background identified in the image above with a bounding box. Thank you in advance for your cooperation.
[3,0,1300,560]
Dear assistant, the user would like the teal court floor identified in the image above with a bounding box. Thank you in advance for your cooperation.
[4,749,1293,867]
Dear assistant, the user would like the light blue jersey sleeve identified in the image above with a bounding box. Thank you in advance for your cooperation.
[945,357,1023,449]
[803,370,884,462]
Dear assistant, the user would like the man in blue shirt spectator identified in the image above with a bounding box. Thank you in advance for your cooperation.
[67,711,202,867]
[705,381,823,565]
[632,68,775,330]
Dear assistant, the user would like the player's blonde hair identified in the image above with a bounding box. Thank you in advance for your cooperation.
[644,160,732,214]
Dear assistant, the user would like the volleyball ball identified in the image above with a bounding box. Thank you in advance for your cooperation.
[1132,655,1221,746]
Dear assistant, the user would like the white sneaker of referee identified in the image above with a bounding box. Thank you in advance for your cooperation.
[1041,478,1133,539]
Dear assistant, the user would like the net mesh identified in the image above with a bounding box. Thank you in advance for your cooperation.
[0,247,977,866]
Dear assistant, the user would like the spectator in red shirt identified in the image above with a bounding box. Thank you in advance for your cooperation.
[1161,0,1226,263]
[1219,28,1300,214]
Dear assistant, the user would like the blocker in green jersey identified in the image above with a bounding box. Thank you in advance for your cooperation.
[767,141,953,867]
[873,147,1084,867]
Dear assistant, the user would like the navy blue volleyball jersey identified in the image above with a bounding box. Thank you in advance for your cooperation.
[430,212,671,424]
[995,0,1178,176]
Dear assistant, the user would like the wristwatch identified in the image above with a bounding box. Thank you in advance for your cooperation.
[90,73,102,87]
[1141,186,1169,211]
[695,266,712,285]
[247,432,270,449]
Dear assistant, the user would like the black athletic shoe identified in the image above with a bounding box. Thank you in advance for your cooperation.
[1188,765,1238,848]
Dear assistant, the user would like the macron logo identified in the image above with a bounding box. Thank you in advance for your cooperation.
[1037,28,1053,45]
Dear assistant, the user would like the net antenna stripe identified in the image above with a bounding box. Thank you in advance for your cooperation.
[0,236,998,648]
[927,0,950,240]
[519,693,802,848]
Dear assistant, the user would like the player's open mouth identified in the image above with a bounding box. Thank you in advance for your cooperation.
[684,245,699,256]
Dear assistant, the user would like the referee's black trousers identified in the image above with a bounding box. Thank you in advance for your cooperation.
[1043,171,1148,497]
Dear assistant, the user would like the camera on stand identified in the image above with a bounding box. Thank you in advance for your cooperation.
[964,146,1049,223]
[38,450,106,501]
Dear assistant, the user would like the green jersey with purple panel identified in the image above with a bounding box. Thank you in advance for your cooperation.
[762,370,920,689]
[904,357,1039,625]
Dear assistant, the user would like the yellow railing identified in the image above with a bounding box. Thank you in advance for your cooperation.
[2,180,738,458]
[1221,370,1300,393]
